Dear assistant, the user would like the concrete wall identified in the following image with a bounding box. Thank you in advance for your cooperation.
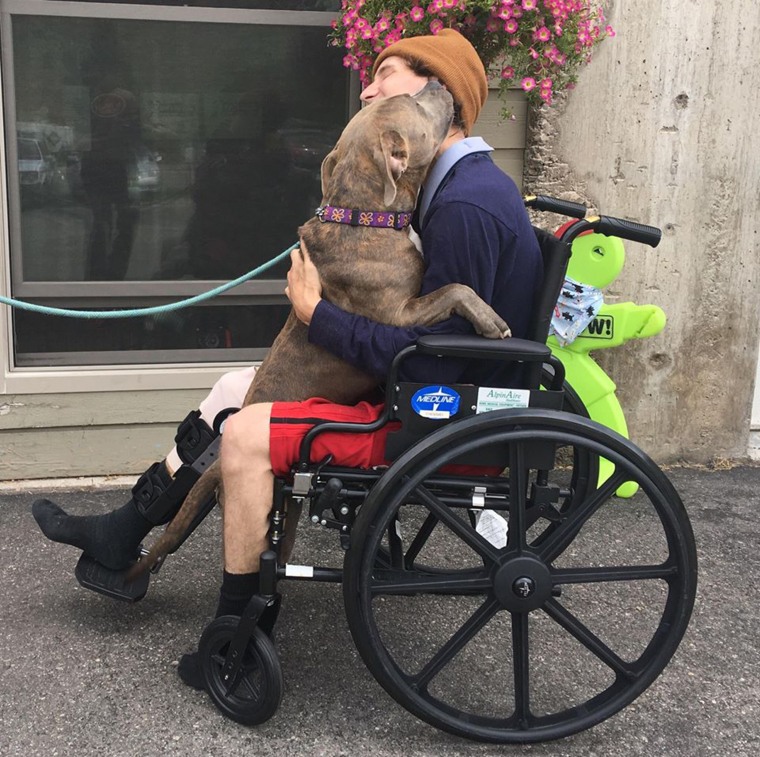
[524,0,760,462]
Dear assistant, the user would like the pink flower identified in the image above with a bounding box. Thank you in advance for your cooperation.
[522,0,537,10]
[504,19,519,33]
[521,76,537,91]
[535,26,552,42]
[501,66,516,79]
[606,25,616,37]
[540,77,553,89]
[429,18,444,33]
[410,5,425,21]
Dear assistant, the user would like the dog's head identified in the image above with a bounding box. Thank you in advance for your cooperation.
[320,82,454,209]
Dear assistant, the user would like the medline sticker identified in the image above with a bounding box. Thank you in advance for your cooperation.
[476,387,530,413]
[411,385,461,419]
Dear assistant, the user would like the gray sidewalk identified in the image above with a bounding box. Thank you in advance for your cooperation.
[1,465,758,757]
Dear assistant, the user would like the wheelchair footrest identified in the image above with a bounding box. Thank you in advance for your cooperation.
[74,553,150,603]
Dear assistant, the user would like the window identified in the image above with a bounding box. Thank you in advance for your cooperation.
[3,1,350,366]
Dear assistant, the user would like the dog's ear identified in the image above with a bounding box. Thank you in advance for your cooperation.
[380,130,409,206]
[320,149,339,196]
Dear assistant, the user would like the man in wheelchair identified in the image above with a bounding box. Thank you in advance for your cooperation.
[177,29,544,687]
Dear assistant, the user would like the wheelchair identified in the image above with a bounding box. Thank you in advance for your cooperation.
[180,204,697,744]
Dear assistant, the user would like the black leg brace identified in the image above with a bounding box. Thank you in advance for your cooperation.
[133,409,219,526]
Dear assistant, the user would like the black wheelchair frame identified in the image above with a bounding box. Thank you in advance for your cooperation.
[190,205,698,743]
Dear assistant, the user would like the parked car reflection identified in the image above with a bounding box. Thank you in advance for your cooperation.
[18,136,55,201]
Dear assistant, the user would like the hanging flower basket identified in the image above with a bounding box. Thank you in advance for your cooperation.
[330,1,614,113]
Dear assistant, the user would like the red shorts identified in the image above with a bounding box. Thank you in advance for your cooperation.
[268,397,503,478]
[269,397,397,476]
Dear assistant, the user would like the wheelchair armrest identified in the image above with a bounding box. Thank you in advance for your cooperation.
[416,334,550,362]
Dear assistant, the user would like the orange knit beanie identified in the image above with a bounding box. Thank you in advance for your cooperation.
[372,29,488,135]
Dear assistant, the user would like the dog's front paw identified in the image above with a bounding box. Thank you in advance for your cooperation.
[478,315,511,340]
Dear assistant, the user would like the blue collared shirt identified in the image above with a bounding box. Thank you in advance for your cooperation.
[418,136,494,226]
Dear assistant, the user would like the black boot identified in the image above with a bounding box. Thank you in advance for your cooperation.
[33,462,174,571]
[33,410,218,571]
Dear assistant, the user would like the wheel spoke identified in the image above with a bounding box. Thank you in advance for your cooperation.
[414,484,502,564]
[538,468,628,563]
[404,512,438,567]
[507,443,529,553]
[411,597,500,690]
[511,612,531,727]
[542,598,637,680]
[237,670,262,700]
[553,563,678,585]
[387,515,404,568]
[371,568,492,595]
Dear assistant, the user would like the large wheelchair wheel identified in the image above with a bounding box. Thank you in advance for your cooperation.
[199,616,283,726]
[343,410,697,743]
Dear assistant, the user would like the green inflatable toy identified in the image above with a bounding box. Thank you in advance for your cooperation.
[549,226,666,497]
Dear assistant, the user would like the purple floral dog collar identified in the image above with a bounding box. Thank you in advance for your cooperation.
[316,205,413,230]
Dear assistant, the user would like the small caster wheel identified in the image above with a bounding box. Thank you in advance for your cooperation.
[199,615,283,725]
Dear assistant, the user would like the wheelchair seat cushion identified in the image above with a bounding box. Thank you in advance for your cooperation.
[269,398,397,475]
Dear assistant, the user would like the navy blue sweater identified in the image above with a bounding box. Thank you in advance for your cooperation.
[307,151,543,388]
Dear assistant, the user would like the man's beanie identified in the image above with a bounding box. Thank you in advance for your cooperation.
[372,28,488,135]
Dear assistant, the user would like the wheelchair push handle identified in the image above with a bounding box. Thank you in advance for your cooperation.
[558,215,662,248]
[592,215,662,248]
[524,193,662,248]
[524,194,587,219]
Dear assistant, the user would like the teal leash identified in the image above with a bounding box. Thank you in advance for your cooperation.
[0,243,297,319]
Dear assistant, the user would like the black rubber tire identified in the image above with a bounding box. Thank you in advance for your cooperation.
[199,615,283,726]
[343,409,697,744]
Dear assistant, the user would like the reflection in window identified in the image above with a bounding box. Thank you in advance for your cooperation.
[8,11,349,365]
[14,15,347,283]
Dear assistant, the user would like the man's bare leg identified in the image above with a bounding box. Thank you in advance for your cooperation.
[178,402,278,689]
[220,403,275,574]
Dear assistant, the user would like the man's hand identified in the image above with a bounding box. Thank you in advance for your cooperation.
[285,240,323,326]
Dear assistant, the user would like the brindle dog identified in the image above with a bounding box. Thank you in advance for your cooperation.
[129,82,509,579]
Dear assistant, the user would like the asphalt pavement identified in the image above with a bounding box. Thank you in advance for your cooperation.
[1,464,758,757]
